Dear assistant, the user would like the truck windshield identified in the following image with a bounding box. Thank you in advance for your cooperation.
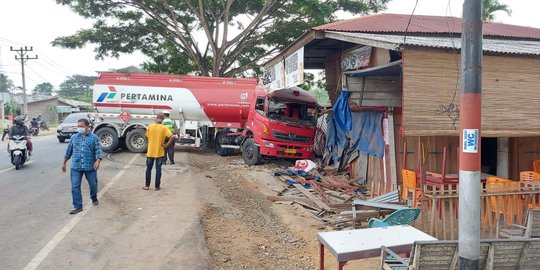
[267,98,317,126]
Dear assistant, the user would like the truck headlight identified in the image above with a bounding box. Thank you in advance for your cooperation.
[264,142,274,148]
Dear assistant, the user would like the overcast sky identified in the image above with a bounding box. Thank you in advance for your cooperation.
[0,0,538,92]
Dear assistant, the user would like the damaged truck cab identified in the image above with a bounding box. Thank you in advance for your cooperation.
[241,87,318,165]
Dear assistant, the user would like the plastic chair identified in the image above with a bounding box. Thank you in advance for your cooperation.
[485,176,515,226]
[521,171,540,181]
[401,169,422,207]
[368,208,421,228]
[534,160,540,174]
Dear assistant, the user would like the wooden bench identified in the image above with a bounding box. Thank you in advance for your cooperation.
[497,209,540,238]
[380,238,540,269]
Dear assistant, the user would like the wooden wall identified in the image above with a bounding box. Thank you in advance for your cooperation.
[402,47,540,137]
[347,76,401,107]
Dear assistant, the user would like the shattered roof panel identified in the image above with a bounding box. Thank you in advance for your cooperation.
[326,32,540,56]
[314,14,540,40]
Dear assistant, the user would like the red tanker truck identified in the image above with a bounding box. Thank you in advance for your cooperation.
[90,72,318,165]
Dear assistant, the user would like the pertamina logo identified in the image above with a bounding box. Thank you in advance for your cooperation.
[96,86,118,102]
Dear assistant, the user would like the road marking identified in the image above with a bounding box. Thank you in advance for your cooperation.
[0,161,34,174]
[23,154,140,270]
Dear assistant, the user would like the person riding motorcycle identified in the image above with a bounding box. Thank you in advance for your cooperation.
[31,118,39,129]
[8,116,33,156]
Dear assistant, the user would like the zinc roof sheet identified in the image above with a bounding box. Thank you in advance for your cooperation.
[314,13,540,40]
[326,31,540,56]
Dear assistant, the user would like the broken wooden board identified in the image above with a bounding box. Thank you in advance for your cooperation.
[292,183,332,212]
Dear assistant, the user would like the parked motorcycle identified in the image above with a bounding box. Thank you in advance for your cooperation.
[8,135,28,170]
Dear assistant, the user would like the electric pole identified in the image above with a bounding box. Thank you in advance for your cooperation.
[459,0,483,269]
[10,46,38,116]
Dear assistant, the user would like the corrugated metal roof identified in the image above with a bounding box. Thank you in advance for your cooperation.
[325,31,540,56]
[314,13,540,40]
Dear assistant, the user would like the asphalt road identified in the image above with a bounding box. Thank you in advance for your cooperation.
[0,134,211,270]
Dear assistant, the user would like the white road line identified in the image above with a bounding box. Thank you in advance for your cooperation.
[0,161,34,174]
[23,154,140,270]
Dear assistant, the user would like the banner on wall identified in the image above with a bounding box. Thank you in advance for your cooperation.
[341,46,372,71]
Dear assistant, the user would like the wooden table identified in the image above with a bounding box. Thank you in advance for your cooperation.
[317,225,436,269]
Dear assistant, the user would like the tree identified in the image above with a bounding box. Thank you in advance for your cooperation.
[53,0,389,77]
[33,82,54,96]
[483,0,512,22]
[57,75,97,103]
[0,73,15,93]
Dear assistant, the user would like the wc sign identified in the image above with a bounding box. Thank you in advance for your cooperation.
[463,129,479,153]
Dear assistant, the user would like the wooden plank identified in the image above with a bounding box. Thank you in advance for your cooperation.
[292,183,332,211]
[518,242,531,268]
[292,199,322,212]
[484,243,495,270]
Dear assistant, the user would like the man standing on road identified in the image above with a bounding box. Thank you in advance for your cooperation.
[162,110,177,165]
[144,113,174,191]
[61,118,103,214]
[2,117,10,141]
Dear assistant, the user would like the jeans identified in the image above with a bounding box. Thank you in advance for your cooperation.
[165,141,175,163]
[70,169,98,209]
[146,157,164,188]
[2,129,7,141]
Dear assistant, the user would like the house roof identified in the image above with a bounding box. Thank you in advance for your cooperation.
[0,93,66,105]
[313,13,540,40]
[325,31,540,56]
[58,97,92,108]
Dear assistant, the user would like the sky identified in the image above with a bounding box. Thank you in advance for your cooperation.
[0,0,538,92]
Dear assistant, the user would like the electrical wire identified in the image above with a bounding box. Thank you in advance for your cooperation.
[403,0,419,45]
[435,0,461,129]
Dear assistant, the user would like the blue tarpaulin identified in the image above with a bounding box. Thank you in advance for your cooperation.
[332,91,352,131]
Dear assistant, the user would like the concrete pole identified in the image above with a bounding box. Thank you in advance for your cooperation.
[459,0,483,269]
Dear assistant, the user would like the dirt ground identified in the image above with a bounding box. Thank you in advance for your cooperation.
[189,150,379,270]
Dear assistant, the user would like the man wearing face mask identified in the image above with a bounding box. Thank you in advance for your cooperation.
[143,113,174,191]
[61,118,103,214]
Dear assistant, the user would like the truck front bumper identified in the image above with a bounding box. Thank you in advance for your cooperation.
[258,139,313,160]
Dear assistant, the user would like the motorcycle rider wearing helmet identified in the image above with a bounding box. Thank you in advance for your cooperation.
[8,115,33,156]
[31,118,39,129]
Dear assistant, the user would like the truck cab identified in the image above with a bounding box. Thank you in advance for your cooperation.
[240,87,318,165]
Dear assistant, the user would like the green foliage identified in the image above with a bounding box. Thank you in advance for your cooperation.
[53,0,389,77]
[112,65,146,73]
[0,73,15,93]
[4,98,20,116]
[483,0,512,21]
[33,82,54,96]
[299,71,329,104]
[56,74,97,103]
[47,104,59,125]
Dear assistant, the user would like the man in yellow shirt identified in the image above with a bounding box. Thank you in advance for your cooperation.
[144,113,174,190]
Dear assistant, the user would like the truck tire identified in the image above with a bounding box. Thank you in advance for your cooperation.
[215,131,235,156]
[58,138,66,143]
[126,129,147,153]
[241,138,262,166]
[96,127,119,152]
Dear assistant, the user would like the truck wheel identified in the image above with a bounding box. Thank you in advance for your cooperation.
[126,129,147,153]
[96,127,119,152]
[215,131,234,156]
[58,138,66,143]
[241,138,262,166]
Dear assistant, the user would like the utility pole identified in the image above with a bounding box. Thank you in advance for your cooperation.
[10,46,38,116]
[459,0,483,269]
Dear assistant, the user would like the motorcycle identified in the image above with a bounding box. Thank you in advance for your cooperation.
[39,120,49,131]
[8,135,28,170]
[29,126,39,136]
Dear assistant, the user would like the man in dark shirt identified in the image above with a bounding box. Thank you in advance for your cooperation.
[8,116,33,155]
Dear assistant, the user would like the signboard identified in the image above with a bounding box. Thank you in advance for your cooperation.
[262,62,285,90]
[341,46,372,71]
[462,129,479,153]
[284,47,304,88]
[119,111,131,122]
